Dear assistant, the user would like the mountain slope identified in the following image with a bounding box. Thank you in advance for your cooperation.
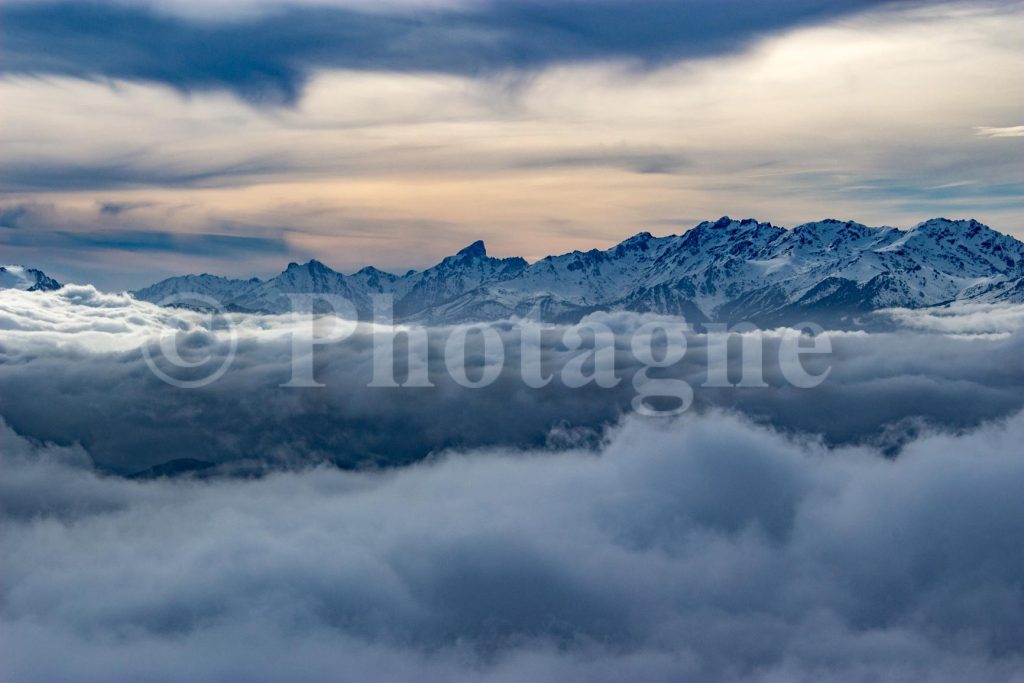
[133,217,1024,325]
[0,265,61,292]
[133,273,262,308]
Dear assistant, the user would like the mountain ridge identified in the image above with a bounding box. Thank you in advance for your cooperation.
[129,216,1024,326]
[0,265,62,292]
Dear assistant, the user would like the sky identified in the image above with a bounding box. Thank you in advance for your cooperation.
[0,0,1022,289]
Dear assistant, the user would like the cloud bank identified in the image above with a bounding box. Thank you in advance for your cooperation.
[2,286,1024,472]
[0,0,911,105]
[3,406,1024,682]
[3,286,1024,681]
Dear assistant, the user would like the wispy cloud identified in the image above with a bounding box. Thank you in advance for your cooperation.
[974,125,1024,138]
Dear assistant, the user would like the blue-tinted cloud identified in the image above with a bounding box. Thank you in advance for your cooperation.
[0,158,288,192]
[98,201,156,216]
[1,0,912,105]
[0,201,290,287]
[0,204,32,229]
[0,231,286,265]
[2,291,1024,680]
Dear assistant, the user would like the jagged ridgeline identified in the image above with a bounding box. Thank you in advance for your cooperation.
[126,217,1024,327]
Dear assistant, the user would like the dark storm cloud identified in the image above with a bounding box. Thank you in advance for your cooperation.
[0,0,912,105]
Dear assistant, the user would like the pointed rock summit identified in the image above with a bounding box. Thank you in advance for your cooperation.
[457,240,487,258]
[623,231,654,244]
[288,259,331,272]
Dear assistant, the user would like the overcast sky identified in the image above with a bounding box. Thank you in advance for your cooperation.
[1,0,1022,288]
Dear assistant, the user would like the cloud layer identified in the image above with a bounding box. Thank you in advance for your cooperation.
[0,0,909,104]
[3,286,1024,681]
[2,286,1024,472]
[3,406,1024,681]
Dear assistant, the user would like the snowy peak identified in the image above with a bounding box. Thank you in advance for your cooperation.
[693,216,775,233]
[789,219,883,243]
[394,242,528,317]
[457,240,487,258]
[133,273,262,308]
[903,218,1000,248]
[915,217,987,234]
[355,265,392,276]
[283,259,338,279]
[878,218,1024,279]
[911,218,1021,258]
[0,265,61,292]
[349,266,398,291]
[615,231,656,253]
[679,217,782,254]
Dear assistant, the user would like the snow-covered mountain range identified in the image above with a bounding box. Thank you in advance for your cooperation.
[127,216,1023,325]
[0,265,61,292]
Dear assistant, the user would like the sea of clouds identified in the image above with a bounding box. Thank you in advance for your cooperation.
[2,286,1024,472]
[2,286,1024,681]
